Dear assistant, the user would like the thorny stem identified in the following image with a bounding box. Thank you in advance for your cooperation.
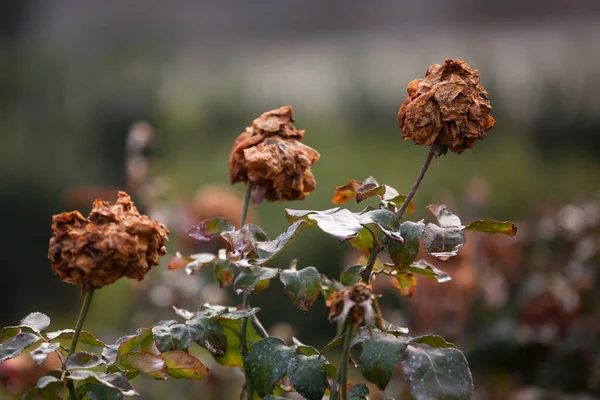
[66,289,95,399]
[396,144,442,219]
[331,321,355,400]
[361,245,380,284]
[239,182,254,395]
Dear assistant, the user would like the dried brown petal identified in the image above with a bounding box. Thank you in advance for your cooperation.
[229,106,320,202]
[326,282,374,327]
[398,59,495,154]
[348,282,372,303]
[48,192,169,293]
[326,290,346,322]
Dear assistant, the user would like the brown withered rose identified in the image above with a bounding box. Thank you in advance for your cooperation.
[326,282,375,328]
[48,192,169,293]
[397,59,495,154]
[229,106,320,202]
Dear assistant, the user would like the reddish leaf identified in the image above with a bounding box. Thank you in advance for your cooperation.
[332,180,362,204]
[160,351,209,380]
[119,351,167,379]
[390,273,417,297]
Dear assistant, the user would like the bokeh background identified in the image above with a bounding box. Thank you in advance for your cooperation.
[1,1,600,399]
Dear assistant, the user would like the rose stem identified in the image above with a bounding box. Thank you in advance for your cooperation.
[238,181,254,394]
[330,321,355,400]
[396,143,442,219]
[66,289,95,399]
[361,245,380,284]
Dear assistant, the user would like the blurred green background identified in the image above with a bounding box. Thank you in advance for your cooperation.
[1,1,600,399]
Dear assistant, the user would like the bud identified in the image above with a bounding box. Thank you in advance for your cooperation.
[229,106,320,202]
[397,59,495,154]
[326,282,375,328]
[48,192,169,293]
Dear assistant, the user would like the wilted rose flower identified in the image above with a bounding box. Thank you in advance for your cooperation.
[326,282,375,328]
[229,106,320,202]
[48,192,169,293]
[397,59,495,154]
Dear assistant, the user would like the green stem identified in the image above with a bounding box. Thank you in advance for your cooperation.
[396,144,441,220]
[240,292,251,357]
[239,182,254,396]
[361,246,380,284]
[251,315,269,338]
[331,321,355,400]
[240,181,253,227]
[66,289,95,399]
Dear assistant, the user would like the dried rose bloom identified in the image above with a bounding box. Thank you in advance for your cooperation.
[397,59,495,154]
[229,106,320,202]
[48,192,169,293]
[326,282,375,328]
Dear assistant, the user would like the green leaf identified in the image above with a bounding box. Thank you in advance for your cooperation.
[382,194,415,215]
[151,322,190,353]
[320,334,344,356]
[0,332,40,362]
[66,352,104,370]
[67,370,138,396]
[390,272,417,297]
[245,337,297,398]
[30,342,60,365]
[308,208,363,241]
[351,328,409,390]
[184,253,217,275]
[102,328,153,365]
[287,355,328,400]
[217,318,262,368]
[186,317,227,358]
[220,308,260,320]
[262,397,288,400]
[185,305,262,367]
[427,204,462,228]
[401,343,473,400]
[280,266,321,311]
[47,329,106,347]
[340,265,366,286]
[463,219,518,236]
[348,227,376,256]
[349,383,370,399]
[119,351,167,379]
[234,266,280,293]
[407,260,451,283]
[172,307,195,320]
[0,326,20,342]
[319,274,344,299]
[355,209,403,244]
[249,220,312,265]
[292,337,319,356]
[222,224,269,261]
[22,375,65,400]
[20,312,51,333]
[83,383,124,400]
[212,259,236,288]
[381,320,409,336]
[160,351,209,379]
[410,335,457,349]
[385,221,425,268]
[117,328,153,355]
[285,207,340,224]
[187,217,235,241]
[423,224,466,261]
